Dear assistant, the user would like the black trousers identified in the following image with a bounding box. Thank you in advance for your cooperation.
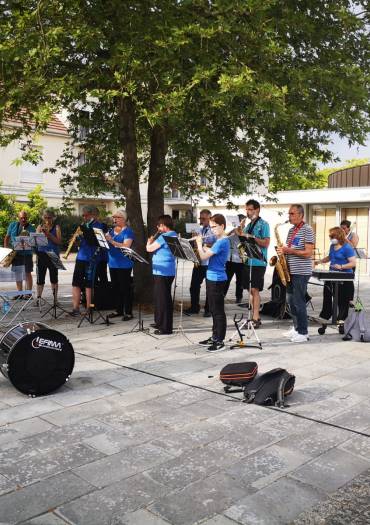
[206,279,227,342]
[189,265,209,313]
[224,261,244,299]
[109,268,133,315]
[153,275,174,333]
[320,280,354,322]
[36,252,58,285]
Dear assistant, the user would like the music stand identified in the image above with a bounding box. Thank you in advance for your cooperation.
[229,237,264,350]
[113,247,153,337]
[163,236,199,344]
[40,252,69,319]
[78,228,109,327]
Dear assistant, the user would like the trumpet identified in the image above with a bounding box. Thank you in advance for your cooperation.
[148,231,161,244]
[63,226,82,259]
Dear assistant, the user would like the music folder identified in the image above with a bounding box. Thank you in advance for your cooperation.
[165,236,199,264]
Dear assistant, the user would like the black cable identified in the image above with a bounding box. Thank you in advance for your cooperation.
[75,350,370,440]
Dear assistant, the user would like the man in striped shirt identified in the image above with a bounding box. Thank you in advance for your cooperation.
[277,204,315,343]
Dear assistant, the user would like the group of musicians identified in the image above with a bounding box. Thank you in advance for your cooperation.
[3,202,359,350]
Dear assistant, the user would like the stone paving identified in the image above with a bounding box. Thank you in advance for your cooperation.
[0,261,370,524]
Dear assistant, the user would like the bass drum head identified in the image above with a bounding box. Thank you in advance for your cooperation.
[7,328,74,396]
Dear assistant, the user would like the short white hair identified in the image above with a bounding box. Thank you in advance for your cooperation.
[114,209,128,220]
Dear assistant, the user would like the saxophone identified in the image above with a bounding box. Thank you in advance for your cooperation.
[269,221,290,286]
[63,226,82,259]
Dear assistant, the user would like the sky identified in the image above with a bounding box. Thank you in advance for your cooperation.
[323,133,370,167]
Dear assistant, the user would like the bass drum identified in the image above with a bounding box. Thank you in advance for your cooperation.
[0,322,74,396]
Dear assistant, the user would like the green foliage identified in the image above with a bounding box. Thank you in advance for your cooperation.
[57,214,82,251]
[15,185,48,225]
[0,186,16,244]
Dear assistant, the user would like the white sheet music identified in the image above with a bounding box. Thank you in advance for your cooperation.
[185,223,201,234]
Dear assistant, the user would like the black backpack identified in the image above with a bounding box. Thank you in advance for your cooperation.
[243,368,295,408]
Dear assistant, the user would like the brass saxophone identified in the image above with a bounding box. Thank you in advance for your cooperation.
[63,226,82,259]
[269,221,290,286]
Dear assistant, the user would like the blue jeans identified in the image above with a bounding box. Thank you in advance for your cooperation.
[287,274,310,335]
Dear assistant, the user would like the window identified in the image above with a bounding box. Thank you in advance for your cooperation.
[20,161,43,184]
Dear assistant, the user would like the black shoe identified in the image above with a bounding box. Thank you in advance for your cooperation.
[207,341,225,352]
[203,311,211,318]
[184,308,199,316]
[252,319,262,328]
[198,337,214,346]
[238,302,249,308]
[154,329,172,335]
[69,309,80,317]
[150,323,158,328]
[122,314,133,321]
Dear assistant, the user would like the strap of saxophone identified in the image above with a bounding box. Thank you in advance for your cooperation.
[246,217,261,235]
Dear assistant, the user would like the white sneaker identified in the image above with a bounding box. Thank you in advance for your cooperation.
[290,333,309,343]
[283,327,298,338]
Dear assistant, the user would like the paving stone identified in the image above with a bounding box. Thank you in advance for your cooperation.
[224,477,326,525]
[339,432,370,460]
[120,509,171,525]
[73,443,173,488]
[0,471,94,524]
[226,445,310,490]
[108,370,165,390]
[327,402,370,432]
[50,384,120,407]
[149,472,248,525]
[0,398,63,426]
[21,513,69,525]
[276,424,351,458]
[1,442,106,486]
[40,394,125,426]
[58,473,168,525]
[23,418,115,453]
[0,472,15,496]
[200,516,241,525]
[289,446,370,494]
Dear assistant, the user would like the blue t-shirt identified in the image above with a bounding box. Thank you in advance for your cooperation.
[152,231,177,276]
[200,225,217,267]
[108,227,135,269]
[329,243,355,273]
[77,220,107,262]
[243,218,270,267]
[7,221,36,256]
[37,225,60,255]
[207,237,230,281]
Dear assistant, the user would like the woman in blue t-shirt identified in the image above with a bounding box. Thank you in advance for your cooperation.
[315,226,356,324]
[196,214,230,351]
[146,215,177,335]
[105,209,135,320]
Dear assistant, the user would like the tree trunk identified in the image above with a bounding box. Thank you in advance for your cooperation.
[147,124,168,234]
[118,96,152,303]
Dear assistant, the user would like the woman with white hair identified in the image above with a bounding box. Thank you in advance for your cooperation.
[105,209,135,320]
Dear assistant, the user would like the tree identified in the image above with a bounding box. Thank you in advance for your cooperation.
[1,1,369,298]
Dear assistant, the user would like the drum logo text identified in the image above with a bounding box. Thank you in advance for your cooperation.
[31,337,62,351]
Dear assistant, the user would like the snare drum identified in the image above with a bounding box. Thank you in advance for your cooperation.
[0,322,74,396]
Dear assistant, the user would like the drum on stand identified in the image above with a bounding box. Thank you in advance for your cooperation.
[0,322,74,396]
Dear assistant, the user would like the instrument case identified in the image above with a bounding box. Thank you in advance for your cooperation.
[220,361,258,393]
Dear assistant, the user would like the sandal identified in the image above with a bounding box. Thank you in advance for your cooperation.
[252,319,262,328]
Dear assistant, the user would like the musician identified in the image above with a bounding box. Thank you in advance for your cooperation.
[70,205,107,317]
[184,209,215,317]
[277,204,314,343]
[4,210,35,295]
[196,214,230,351]
[239,200,270,328]
[105,209,135,321]
[35,209,62,301]
[224,214,245,303]
[146,215,177,335]
[340,220,359,248]
[315,227,356,324]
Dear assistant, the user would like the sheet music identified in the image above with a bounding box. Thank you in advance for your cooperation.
[226,215,240,228]
[0,247,13,264]
[30,232,48,247]
[120,247,149,264]
[93,227,110,250]
[185,223,201,234]
[14,236,32,250]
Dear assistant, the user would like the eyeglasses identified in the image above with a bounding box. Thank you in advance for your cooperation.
[113,216,124,219]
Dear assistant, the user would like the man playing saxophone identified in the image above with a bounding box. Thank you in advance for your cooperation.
[238,199,270,328]
[4,210,35,296]
[276,204,315,343]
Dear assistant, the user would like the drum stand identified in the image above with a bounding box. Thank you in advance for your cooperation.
[228,262,262,350]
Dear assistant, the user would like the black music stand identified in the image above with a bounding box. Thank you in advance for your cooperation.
[113,247,152,337]
[78,228,110,327]
[229,237,264,350]
[164,236,199,344]
[40,252,69,319]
